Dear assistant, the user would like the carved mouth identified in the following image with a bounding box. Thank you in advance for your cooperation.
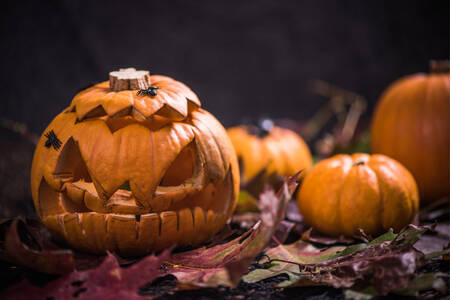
[39,168,233,255]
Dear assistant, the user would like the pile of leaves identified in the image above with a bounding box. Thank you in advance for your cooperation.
[0,174,449,300]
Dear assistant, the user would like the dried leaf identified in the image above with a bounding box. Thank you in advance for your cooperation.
[285,200,303,223]
[0,218,75,274]
[413,222,450,256]
[235,191,259,213]
[344,272,448,299]
[2,250,171,300]
[244,225,447,295]
[271,220,296,246]
[240,168,284,200]
[160,174,299,289]
[301,227,355,245]
[231,212,260,229]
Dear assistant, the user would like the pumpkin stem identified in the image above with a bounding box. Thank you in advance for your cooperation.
[109,68,151,91]
[246,118,274,138]
[429,60,450,74]
[354,161,365,166]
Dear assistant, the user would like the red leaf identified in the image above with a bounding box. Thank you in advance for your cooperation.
[2,250,171,300]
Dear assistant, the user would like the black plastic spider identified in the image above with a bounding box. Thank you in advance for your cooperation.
[44,130,62,150]
[137,86,160,97]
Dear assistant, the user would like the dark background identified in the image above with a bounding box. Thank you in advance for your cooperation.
[1,0,449,134]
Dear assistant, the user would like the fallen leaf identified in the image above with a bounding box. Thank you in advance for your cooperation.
[240,168,285,200]
[160,174,299,289]
[235,190,259,213]
[1,250,171,300]
[285,200,303,223]
[271,220,296,246]
[344,272,448,299]
[0,218,75,274]
[301,227,355,245]
[244,224,449,295]
[231,212,260,229]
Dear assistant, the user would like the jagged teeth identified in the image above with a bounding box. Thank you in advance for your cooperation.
[42,207,225,256]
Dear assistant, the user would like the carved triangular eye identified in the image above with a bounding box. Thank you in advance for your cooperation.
[53,137,92,183]
[160,142,196,186]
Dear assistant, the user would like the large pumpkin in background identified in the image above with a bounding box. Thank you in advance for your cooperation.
[227,121,312,182]
[371,61,449,203]
[31,68,239,256]
[297,153,419,237]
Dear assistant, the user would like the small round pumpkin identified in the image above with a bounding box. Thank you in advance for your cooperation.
[297,153,419,237]
[227,121,312,181]
[371,61,449,203]
[31,68,239,256]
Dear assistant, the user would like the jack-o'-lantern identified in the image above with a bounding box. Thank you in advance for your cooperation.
[297,153,419,237]
[227,120,312,181]
[31,68,239,256]
[371,60,449,203]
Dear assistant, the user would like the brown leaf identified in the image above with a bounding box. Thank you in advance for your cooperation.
[160,174,299,289]
[285,200,303,223]
[240,168,285,200]
[244,224,446,296]
[0,218,75,274]
[301,227,355,245]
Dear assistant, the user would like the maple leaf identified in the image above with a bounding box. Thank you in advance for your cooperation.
[0,218,75,274]
[234,190,259,213]
[1,250,171,300]
[158,173,299,289]
[243,224,450,296]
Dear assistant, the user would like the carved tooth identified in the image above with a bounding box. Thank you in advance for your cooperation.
[213,213,227,235]
[84,190,108,213]
[58,214,68,238]
[107,214,138,255]
[158,211,180,251]
[64,183,85,205]
[61,213,89,252]
[192,207,208,245]
[80,212,108,254]
[205,210,217,238]
[177,208,195,245]
[138,213,160,254]
[42,215,66,242]
[148,192,173,213]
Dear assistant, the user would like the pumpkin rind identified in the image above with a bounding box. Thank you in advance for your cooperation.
[371,71,449,202]
[31,72,239,256]
[227,125,312,181]
[297,153,419,237]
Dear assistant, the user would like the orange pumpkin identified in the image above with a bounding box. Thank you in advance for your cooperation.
[227,121,312,182]
[31,68,239,256]
[297,153,419,237]
[371,61,449,203]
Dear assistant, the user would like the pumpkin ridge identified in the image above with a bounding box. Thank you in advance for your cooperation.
[335,158,349,235]
[70,75,199,122]
[368,158,386,233]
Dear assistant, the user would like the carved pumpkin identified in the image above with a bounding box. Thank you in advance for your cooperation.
[371,61,449,203]
[297,153,419,237]
[227,121,312,181]
[31,68,239,256]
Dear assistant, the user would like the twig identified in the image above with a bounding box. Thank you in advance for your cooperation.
[1,118,39,145]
